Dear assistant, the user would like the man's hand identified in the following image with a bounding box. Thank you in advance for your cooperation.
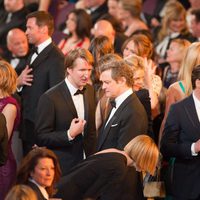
[17,65,33,87]
[194,139,200,153]
[68,118,86,138]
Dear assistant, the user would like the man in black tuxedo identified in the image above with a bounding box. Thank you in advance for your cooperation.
[18,11,65,155]
[160,65,200,199]
[0,113,8,166]
[97,59,148,199]
[6,28,29,76]
[35,48,96,176]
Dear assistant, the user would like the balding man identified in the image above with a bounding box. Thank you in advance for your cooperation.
[0,0,29,56]
[92,19,127,54]
[6,28,29,75]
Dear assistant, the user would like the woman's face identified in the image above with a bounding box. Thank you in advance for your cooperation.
[66,13,77,33]
[123,40,138,58]
[133,69,145,91]
[31,158,55,188]
[118,2,131,27]
[169,14,185,33]
[108,0,120,19]
[166,42,182,63]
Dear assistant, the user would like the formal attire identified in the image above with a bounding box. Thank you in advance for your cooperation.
[27,181,48,200]
[35,79,96,176]
[0,97,20,200]
[97,89,148,151]
[20,38,65,154]
[0,113,8,166]
[55,152,144,200]
[160,94,200,199]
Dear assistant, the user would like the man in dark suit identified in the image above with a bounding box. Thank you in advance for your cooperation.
[0,0,29,56]
[160,65,200,199]
[6,28,29,76]
[0,113,8,166]
[97,59,148,199]
[97,59,148,151]
[35,48,96,176]
[18,11,65,155]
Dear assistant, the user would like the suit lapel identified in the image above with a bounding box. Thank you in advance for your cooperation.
[59,81,78,117]
[98,94,134,150]
[30,43,53,70]
[184,95,200,130]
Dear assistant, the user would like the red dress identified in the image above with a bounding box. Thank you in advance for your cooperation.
[0,96,20,200]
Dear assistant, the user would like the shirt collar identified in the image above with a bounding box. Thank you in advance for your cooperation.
[65,77,79,96]
[29,178,49,199]
[115,89,133,108]
[37,37,52,54]
[193,92,200,108]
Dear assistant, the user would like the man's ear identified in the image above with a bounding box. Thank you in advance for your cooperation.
[117,77,126,85]
[196,79,200,88]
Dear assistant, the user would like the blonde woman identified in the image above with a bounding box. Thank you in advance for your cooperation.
[159,42,200,142]
[0,60,20,199]
[5,185,37,200]
[55,135,159,200]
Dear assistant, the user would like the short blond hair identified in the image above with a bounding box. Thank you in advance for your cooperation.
[5,185,37,200]
[124,135,159,175]
[0,60,17,96]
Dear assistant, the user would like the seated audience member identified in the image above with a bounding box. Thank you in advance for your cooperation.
[55,135,159,200]
[118,0,148,37]
[160,65,200,199]
[6,28,29,75]
[190,9,200,41]
[107,0,120,20]
[0,0,29,56]
[58,9,92,55]
[16,147,61,200]
[92,19,127,55]
[162,38,191,89]
[0,60,20,200]
[5,185,37,200]
[0,113,8,167]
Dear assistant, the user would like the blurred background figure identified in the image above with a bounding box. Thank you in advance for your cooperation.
[118,0,148,37]
[0,60,20,200]
[190,9,200,41]
[0,0,29,57]
[5,185,37,200]
[58,9,92,55]
[16,147,61,200]
[107,0,120,20]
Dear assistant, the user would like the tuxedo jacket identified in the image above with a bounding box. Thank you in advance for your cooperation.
[20,42,65,141]
[27,181,47,200]
[0,113,8,166]
[35,81,96,176]
[97,92,148,151]
[160,95,200,199]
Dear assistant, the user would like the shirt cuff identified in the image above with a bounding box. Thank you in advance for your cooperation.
[67,130,74,141]
[191,143,198,156]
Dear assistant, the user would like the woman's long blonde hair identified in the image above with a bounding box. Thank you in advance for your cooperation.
[124,135,159,175]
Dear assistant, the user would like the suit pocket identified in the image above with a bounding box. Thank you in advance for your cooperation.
[111,124,118,127]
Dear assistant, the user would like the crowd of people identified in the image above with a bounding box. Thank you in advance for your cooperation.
[0,0,200,199]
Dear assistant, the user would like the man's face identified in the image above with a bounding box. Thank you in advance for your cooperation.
[4,0,18,12]
[67,58,92,89]
[191,15,200,38]
[100,69,122,98]
[8,32,29,57]
[26,17,42,45]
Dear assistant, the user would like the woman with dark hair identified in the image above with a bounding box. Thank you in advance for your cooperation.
[16,147,61,200]
[58,8,92,55]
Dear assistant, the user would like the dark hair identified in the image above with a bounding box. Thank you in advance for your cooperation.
[99,59,134,87]
[191,9,200,23]
[26,11,54,36]
[191,65,200,89]
[16,148,61,197]
[68,9,92,39]
[65,48,94,76]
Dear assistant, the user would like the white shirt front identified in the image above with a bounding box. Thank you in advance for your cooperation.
[30,37,52,64]
[105,89,133,127]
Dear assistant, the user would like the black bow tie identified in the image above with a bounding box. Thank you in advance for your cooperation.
[110,99,116,108]
[74,88,86,96]
[31,46,38,55]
